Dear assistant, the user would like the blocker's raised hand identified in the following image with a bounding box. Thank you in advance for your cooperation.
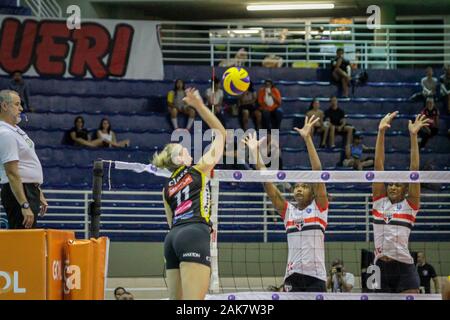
[294,115,320,138]
[408,114,430,135]
[242,132,266,153]
[183,88,204,109]
[378,111,399,131]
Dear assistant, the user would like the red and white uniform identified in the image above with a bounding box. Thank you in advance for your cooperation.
[372,195,419,264]
[281,200,328,282]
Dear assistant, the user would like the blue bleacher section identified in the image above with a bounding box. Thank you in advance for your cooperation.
[1,65,448,189]
[0,1,32,15]
[1,66,449,241]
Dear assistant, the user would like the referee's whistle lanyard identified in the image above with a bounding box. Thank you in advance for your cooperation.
[1,120,33,147]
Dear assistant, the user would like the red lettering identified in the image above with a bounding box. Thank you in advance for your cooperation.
[69,23,110,78]
[0,19,37,73]
[108,24,134,77]
[35,21,71,76]
[0,18,135,79]
[168,175,193,197]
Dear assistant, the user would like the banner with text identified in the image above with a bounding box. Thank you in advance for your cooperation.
[0,15,163,80]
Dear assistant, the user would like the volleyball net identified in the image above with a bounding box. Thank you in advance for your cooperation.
[92,161,450,300]
[206,169,450,300]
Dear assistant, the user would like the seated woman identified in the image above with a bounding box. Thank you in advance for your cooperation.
[167,79,195,130]
[96,118,130,148]
[257,80,283,130]
[418,97,440,148]
[342,135,374,170]
[237,81,261,130]
[306,98,329,148]
[67,116,104,148]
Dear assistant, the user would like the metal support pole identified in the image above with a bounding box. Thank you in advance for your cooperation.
[89,160,103,239]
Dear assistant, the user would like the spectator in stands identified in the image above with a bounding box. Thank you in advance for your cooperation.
[418,97,439,148]
[238,81,262,130]
[96,118,130,148]
[422,67,438,98]
[331,48,351,98]
[324,96,354,148]
[343,135,374,170]
[257,80,283,130]
[416,252,440,294]
[440,65,450,111]
[118,291,134,300]
[167,79,195,130]
[8,71,32,112]
[66,116,104,148]
[114,287,126,300]
[306,98,329,148]
[326,258,355,293]
[205,77,225,125]
[410,67,438,101]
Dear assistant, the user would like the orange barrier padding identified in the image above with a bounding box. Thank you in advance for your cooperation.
[91,237,109,300]
[63,237,109,300]
[0,229,47,300]
[46,230,75,300]
[0,229,108,300]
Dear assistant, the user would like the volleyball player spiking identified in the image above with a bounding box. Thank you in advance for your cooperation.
[153,88,226,300]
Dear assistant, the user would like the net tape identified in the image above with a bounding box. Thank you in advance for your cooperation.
[213,170,450,183]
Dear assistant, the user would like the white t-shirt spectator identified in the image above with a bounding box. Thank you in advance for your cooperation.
[0,121,43,184]
[264,88,274,106]
[331,272,355,292]
[205,88,224,107]
[421,76,438,96]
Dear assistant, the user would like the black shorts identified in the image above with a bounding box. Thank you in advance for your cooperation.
[239,104,258,113]
[1,183,40,229]
[284,273,326,292]
[164,222,211,269]
[376,259,420,293]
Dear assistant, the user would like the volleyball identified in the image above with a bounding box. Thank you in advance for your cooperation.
[222,67,250,96]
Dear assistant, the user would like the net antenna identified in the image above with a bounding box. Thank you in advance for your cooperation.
[89,160,104,239]
[208,65,221,293]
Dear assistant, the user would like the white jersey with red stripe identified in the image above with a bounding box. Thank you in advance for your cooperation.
[372,195,419,264]
[281,199,328,282]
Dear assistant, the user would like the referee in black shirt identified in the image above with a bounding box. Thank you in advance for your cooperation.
[0,90,48,229]
[416,252,440,294]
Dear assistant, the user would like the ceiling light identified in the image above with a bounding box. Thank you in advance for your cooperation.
[247,3,335,11]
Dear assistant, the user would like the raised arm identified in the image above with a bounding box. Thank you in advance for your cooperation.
[294,115,328,209]
[183,88,226,177]
[373,112,398,198]
[243,132,286,216]
[407,114,429,208]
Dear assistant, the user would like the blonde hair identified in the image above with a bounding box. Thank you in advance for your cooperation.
[152,143,183,171]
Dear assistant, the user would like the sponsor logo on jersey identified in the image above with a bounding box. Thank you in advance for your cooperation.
[168,174,193,197]
[175,200,192,216]
[174,211,194,222]
[384,211,393,223]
